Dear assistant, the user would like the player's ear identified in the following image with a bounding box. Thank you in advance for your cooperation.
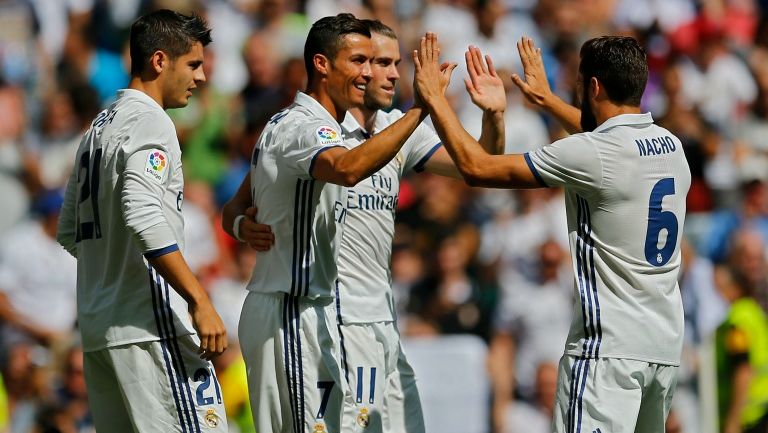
[149,50,168,75]
[589,76,601,101]
[313,53,330,78]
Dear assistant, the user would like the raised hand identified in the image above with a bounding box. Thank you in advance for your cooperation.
[464,46,506,113]
[413,32,457,107]
[239,206,274,251]
[511,37,552,107]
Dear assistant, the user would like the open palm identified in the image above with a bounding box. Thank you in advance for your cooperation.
[464,46,506,113]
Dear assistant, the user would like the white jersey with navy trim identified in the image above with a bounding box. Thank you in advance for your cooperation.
[525,113,691,365]
[245,92,350,299]
[57,89,195,352]
[334,110,441,324]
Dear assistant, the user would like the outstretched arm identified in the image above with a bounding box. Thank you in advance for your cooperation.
[422,45,506,178]
[414,32,542,189]
[511,37,581,134]
[465,46,505,155]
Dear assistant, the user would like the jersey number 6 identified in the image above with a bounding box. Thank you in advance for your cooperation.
[644,177,678,267]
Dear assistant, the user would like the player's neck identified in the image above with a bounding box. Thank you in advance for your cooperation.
[306,87,346,122]
[348,106,377,133]
[594,102,641,125]
[129,77,165,109]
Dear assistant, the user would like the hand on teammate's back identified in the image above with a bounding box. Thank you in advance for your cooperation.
[240,206,275,251]
[189,299,228,359]
[412,32,457,106]
[511,37,552,107]
[464,46,506,113]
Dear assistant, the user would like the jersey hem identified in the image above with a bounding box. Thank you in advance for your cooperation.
[81,330,195,353]
[563,350,680,366]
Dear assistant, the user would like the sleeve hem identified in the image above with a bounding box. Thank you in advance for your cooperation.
[309,145,345,178]
[524,152,548,187]
[413,142,443,172]
[144,244,179,259]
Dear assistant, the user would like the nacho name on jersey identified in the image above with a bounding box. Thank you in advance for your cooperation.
[145,150,168,182]
[635,135,677,157]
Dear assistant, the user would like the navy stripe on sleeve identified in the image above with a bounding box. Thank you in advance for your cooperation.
[309,145,345,179]
[144,244,179,259]
[413,142,443,172]
[523,152,548,187]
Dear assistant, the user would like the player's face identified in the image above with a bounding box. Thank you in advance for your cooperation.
[163,41,206,109]
[327,34,373,110]
[364,33,401,111]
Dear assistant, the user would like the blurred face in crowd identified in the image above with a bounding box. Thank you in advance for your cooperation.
[160,41,206,108]
[364,32,401,111]
[324,34,373,111]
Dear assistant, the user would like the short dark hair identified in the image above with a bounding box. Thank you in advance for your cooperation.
[362,19,397,40]
[303,13,370,83]
[579,36,647,106]
[129,9,212,76]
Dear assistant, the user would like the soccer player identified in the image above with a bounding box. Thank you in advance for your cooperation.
[413,33,691,433]
[329,20,505,433]
[57,10,228,433]
[221,14,452,433]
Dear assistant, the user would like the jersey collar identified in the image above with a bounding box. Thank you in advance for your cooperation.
[118,88,164,111]
[294,91,342,126]
[593,112,653,133]
[341,110,384,138]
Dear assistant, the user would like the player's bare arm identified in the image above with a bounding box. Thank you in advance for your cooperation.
[413,32,541,189]
[511,37,581,134]
[221,172,275,251]
[423,45,506,178]
[147,251,227,360]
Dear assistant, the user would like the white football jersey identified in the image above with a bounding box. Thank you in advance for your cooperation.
[245,92,349,299]
[334,110,441,324]
[526,113,691,365]
[57,89,195,352]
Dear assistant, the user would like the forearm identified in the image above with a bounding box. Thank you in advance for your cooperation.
[221,175,251,240]
[326,107,425,186]
[426,96,492,181]
[725,364,752,432]
[541,93,582,134]
[478,110,505,155]
[147,250,210,307]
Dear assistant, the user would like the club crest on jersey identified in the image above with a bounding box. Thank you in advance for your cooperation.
[204,409,221,428]
[145,150,168,182]
[357,407,370,428]
[316,126,343,145]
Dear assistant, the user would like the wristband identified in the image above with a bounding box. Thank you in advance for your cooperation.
[233,215,246,242]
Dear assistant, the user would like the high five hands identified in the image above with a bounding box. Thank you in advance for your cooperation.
[412,32,457,107]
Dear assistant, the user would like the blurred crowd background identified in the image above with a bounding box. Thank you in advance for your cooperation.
[1,0,768,432]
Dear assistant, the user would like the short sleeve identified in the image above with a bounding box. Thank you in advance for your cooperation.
[525,134,603,192]
[280,120,346,179]
[404,121,442,173]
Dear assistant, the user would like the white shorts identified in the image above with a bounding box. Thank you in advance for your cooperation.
[239,292,354,433]
[554,355,678,433]
[84,335,228,433]
[337,321,425,433]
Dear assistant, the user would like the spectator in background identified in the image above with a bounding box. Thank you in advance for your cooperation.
[488,238,572,431]
[714,230,768,433]
[0,190,76,351]
[406,227,497,341]
[503,361,558,433]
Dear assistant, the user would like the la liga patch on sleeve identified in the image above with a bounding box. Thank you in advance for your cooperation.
[316,126,343,145]
[144,149,168,183]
